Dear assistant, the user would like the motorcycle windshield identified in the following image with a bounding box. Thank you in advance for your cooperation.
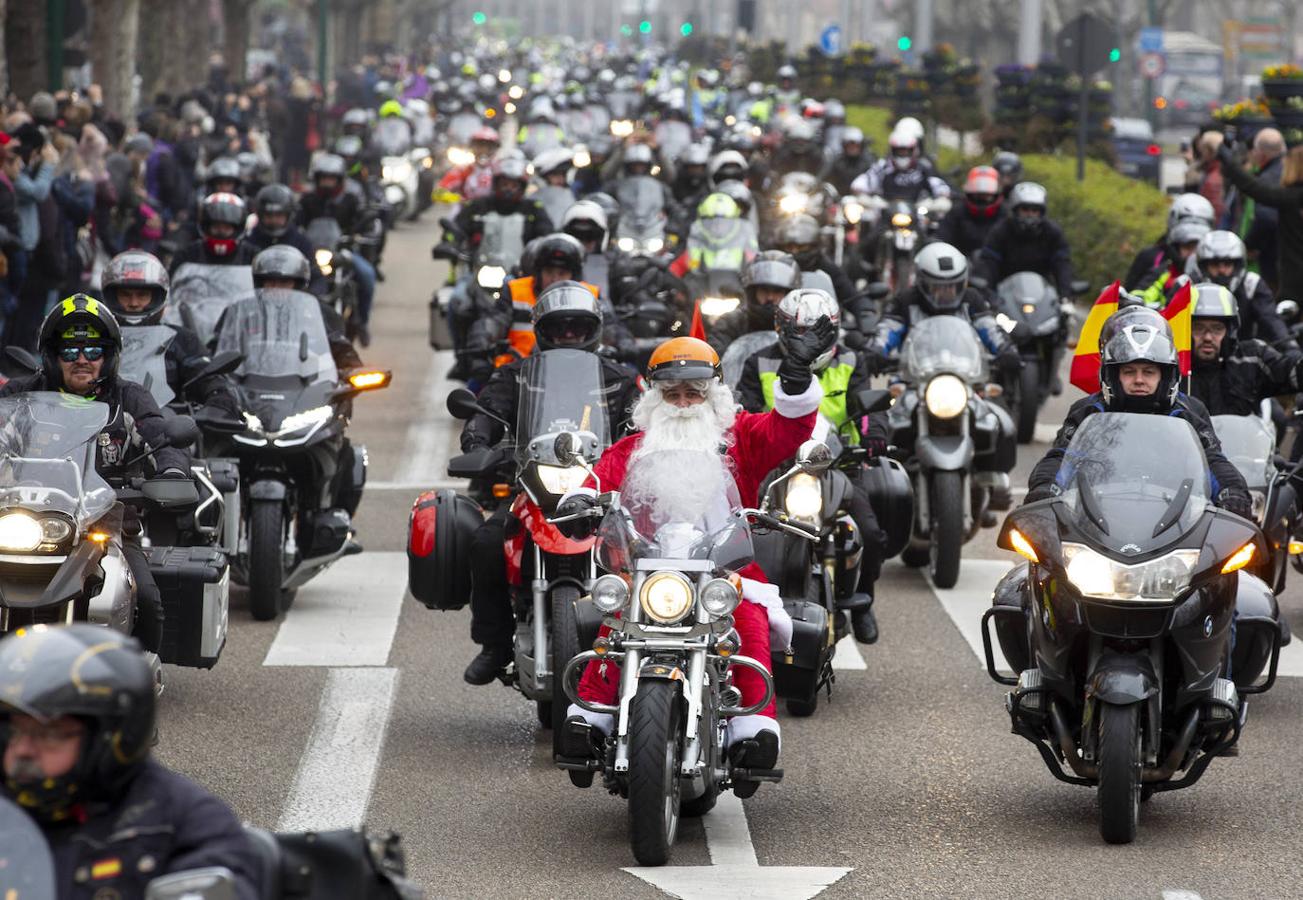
[0,392,114,527]
[215,289,338,385]
[535,186,575,225]
[0,797,55,896]
[167,263,256,346]
[1212,415,1274,489]
[609,92,639,120]
[476,211,527,269]
[1057,413,1211,554]
[118,325,176,408]
[616,177,666,235]
[900,315,987,384]
[721,331,778,389]
[597,450,753,573]
[655,122,692,162]
[449,113,481,146]
[515,350,610,470]
[373,119,411,156]
[997,272,1055,305]
[305,217,343,251]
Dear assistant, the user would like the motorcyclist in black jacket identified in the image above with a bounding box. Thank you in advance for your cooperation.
[460,283,642,685]
[770,213,858,306]
[974,182,1076,299]
[706,250,801,355]
[168,192,257,274]
[0,625,259,899]
[818,126,874,196]
[101,249,242,419]
[935,165,1004,259]
[242,183,327,297]
[1025,308,1252,516]
[0,296,190,653]
[1187,282,1303,416]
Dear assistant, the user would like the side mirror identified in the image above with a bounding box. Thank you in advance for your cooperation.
[796,439,834,473]
[182,351,243,392]
[855,388,893,415]
[865,281,890,301]
[162,415,200,448]
[146,868,237,900]
[1277,299,1299,323]
[446,387,483,420]
[4,346,39,374]
[1070,279,1090,296]
[554,431,579,465]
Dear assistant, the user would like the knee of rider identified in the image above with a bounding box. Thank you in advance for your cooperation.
[566,703,614,735]
[727,713,780,748]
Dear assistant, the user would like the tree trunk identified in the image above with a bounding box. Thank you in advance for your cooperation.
[222,0,255,85]
[88,0,141,122]
[6,1,47,101]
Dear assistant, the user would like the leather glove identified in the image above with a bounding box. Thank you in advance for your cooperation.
[997,344,1024,374]
[1217,488,1254,520]
[863,437,888,458]
[1024,483,1060,505]
[777,316,837,395]
[202,392,241,420]
[555,494,600,540]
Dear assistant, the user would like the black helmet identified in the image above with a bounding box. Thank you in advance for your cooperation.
[252,244,311,290]
[0,625,156,823]
[992,150,1023,184]
[38,294,122,390]
[741,250,800,330]
[1099,313,1180,413]
[533,281,603,351]
[1191,281,1240,359]
[531,233,585,282]
[101,250,170,326]
[771,214,821,268]
[204,156,242,194]
[254,183,296,238]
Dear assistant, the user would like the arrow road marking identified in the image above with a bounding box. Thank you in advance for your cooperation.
[831,635,867,670]
[624,791,852,899]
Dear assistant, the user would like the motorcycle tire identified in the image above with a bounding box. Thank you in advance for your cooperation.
[1097,702,1142,844]
[1016,359,1040,444]
[929,472,964,589]
[550,586,583,758]
[248,501,287,622]
[627,679,683,866]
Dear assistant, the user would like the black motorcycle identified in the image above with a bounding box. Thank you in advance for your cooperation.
[983,412,1280,843]
[306,217,361,339]
[212,289,390,620]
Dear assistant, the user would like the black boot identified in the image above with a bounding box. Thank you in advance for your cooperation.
[560,716,603,787]
[463,644,512,685]
[851,603,879,645]
[730,730,779,799]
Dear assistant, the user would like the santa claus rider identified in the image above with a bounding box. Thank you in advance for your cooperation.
[553,321,835,793]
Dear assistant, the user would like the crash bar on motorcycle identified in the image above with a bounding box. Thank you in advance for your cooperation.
[562,651,619,714]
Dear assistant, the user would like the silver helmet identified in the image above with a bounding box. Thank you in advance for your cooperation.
[532,281,603,352]
[1188,229,1247,294]
[775,288,840,371]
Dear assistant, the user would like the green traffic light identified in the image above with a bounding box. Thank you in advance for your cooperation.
[472,10,486,25]
[620,24,632,36]
[1108,47,1121,62]
[639,20,652,34]
[680,22,693,36]
[897,36,912,51]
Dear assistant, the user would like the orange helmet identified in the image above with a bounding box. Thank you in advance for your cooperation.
[647,336,721,382]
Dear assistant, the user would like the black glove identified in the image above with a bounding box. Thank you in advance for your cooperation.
[863,437,888,458]
[1218,488,1254,520]
[777,316,837,396]
[1024,483,1060,505]
[997,344,1024,374]
[202,391,241,420]
[555,494,599,540]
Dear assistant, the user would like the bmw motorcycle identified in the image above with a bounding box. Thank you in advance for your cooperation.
[983,412,1279,844]
[165,263,256,346]
[429,213,526,353]
[305,217,361,336]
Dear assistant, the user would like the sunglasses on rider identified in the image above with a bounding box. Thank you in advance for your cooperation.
[57,345,106,362]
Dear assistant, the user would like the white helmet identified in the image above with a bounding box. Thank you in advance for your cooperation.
[1167,192,1216,232]
[775,288,841,371]
[888,129,919,170]
[532,147,574,179]
[708,150,749,187]
[913,241,969,312]
[895,117,925,143]
[561,199,609,251]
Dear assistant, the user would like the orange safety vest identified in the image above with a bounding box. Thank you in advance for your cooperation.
[494,277,601,367]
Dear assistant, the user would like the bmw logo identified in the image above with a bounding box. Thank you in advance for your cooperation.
[1204,615,1214,638]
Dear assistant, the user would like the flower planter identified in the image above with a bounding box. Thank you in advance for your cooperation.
[1261,78,1303,104]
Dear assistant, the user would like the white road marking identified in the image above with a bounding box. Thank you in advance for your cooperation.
[831,636,867,670]
[262,552,408,667]
[1034,422,1060,444]
[926,558,1016,675]
[276,666,399,832]
[1162,891,1203,900]
[365,478,468,492]
[395,348,459,485]
[1275,627,1303,677]
[625,790,852,899]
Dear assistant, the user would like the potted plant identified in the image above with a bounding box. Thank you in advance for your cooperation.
[1261,64,1303,103]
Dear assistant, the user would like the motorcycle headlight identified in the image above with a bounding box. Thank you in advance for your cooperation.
[639,571,694,624]
[645,237,663,253]
[477,265,506,289]
[891,212,912,228]
[275,405,332,436]
[843,200,863,224]
[698,296,739,317]
[508,85,525,100]
[383,160,414,182]
[779,193,807,215]
[573,149,591,169]
[498,68,512,83]
[41,517,73,544]
[1063,543,1201,603]
[447,146,476,167]
[617,237,635,252]
[536,464,588,495]
[591,573,630,614]
[315,248,334,275]
[785,472,823,522]
[611,119,634,137]
[0,513,42,552]
[700,577,741,618]
[924,374,968,419]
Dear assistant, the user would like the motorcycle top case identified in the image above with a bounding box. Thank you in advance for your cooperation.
[148,545,229,669]
[408,488,484,610]
[770,598,832,701]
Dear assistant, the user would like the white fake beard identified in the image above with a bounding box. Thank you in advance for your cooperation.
[630,380,737,458]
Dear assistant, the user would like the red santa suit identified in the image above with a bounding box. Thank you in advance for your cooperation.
[576,379,822,720]
[439,162,495,199]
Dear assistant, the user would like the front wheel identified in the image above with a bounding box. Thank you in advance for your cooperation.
[247,501,287,621]
[1016,358,1041,444]
[627,680,683,866]
[929,471,964,589]
[550,586,582,758]
[1097,702,1142,844]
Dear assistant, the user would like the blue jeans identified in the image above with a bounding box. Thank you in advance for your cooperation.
[351,255,376,325]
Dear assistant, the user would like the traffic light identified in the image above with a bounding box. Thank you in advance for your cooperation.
[897,35,912,52]
[680,21,693,36]
[620,24,633,36]
[1108,46,1121,62]
[472,10,486,25]
[639,20,652,34]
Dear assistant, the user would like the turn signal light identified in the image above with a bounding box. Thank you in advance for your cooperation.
[492,483,511,499]
[1221,543,1256,574]
[348,370,391,391]
[1289,540,1303,555]
[89,531,110,543]
[1008,528,1039,563]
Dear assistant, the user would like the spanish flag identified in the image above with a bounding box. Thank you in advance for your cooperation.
[1068,280,1193,394]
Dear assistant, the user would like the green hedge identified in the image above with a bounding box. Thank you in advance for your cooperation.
[846,105,1167,289]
